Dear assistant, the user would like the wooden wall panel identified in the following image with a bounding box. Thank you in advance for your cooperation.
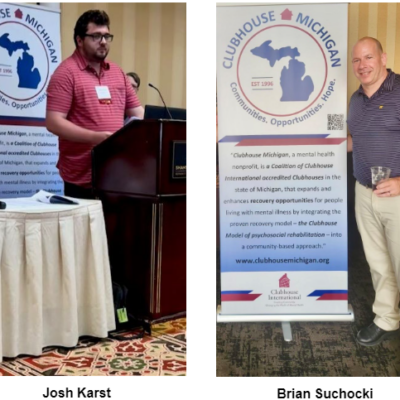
[348,3,399,103]
[60,3,186,108]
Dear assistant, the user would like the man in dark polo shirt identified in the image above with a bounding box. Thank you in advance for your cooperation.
[46,10,144,199]
[348,36,400,346]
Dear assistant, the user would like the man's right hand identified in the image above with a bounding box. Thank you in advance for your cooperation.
[46,110,115,145]
[95,131,113,144]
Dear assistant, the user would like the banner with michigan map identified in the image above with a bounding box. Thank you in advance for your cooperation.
[0,3,62,198]
[217,3,349,316]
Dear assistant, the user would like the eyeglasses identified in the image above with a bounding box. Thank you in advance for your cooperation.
[84,34,114,43]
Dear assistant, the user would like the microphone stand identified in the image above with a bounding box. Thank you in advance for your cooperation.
[148,83,173,119]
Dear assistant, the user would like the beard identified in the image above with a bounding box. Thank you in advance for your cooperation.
[83,43,109,62]
[94,47,108,60]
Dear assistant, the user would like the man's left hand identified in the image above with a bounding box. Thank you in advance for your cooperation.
[374,177,400,197]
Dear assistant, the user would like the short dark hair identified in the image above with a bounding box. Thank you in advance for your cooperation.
[126,72,141,89]
[74,10,110,47]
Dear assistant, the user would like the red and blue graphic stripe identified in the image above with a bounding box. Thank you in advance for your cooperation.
[219,134,328,143]
[221,290,261,302]
[308,290,348,301]
[0,115,46,127]
[219,134,346,147]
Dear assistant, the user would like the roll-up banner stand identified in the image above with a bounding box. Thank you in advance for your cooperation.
[217,3,354,332]
[0,3,62,198]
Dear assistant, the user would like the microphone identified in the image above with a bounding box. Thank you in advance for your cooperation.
[148,83,173,119]
[0,201,6,210]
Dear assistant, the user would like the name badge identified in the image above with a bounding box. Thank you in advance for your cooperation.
[95,86,111,100]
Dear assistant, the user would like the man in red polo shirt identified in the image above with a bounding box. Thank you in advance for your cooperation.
[46,10,144,199]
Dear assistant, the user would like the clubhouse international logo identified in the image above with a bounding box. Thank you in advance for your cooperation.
[237,23,327,117]
[0,7,58,108]
[268,273,301,302]
[279,273,290,288]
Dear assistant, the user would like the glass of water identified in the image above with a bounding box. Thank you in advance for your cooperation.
[371,166,391,190]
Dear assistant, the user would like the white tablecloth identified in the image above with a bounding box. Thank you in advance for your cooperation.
[0,199,115,361]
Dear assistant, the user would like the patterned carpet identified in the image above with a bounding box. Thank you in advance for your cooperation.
[0,318,186,376]
[217,172,400,376]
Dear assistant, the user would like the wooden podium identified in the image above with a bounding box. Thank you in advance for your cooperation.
[92,119,186,325]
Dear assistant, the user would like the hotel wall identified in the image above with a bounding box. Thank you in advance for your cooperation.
[60,3,186,109]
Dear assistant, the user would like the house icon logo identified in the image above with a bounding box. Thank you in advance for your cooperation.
[279,273,290,288]
[281,8,293,21]
[15,9,23,19]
